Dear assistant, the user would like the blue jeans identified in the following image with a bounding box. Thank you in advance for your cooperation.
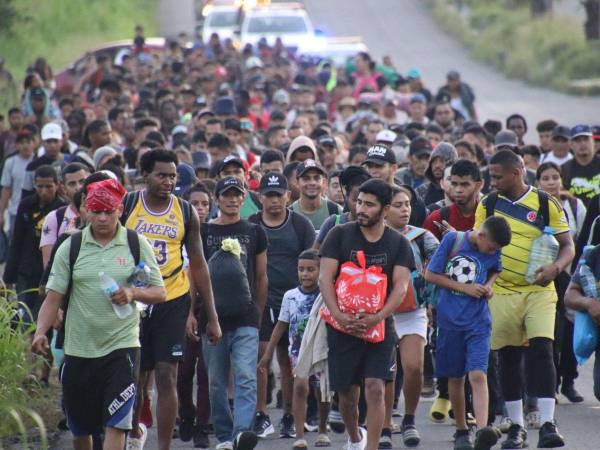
[203,326,259,443]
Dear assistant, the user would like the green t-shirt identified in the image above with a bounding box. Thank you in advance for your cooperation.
[240,192,261,219]
[47,225,163,358]
[291,199,342,230]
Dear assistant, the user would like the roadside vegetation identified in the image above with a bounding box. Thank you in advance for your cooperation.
[427,0,600,94]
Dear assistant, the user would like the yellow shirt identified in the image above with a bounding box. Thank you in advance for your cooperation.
[474,187,569,294]
[125,191,189,300]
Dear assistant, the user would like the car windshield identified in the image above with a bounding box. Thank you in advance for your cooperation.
[247,15,307,34]
[207,11,238,27]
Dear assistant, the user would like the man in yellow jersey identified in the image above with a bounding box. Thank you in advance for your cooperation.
[123,149,221,450]
[473,150,574,450]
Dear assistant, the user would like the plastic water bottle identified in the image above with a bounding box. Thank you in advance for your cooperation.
[525,226,559,284]
[579,245,598,299]
[99,272,133,319]
[128,262,151,288]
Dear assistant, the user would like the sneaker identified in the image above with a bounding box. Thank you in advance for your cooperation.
[378,427,392,449]
[560,384,584,403]
[193,425,210,448]
[537,421,565,448]
[474,426,499,450]
[304,416,319,432]
[501,423,527,449]
[140,397,153,428]
[454,431,474,450]
[328,410,346,434]
[466,413,477,427]
[253,411,274,438]
[280,413,296,438]
[525,410,542,429]
[429,397,451,423]
[216,442,233,450]
[402,424,421,447]
[126,423,147,450]
[179,417,195,442]
[346,427,367,450]
[421,378,435,397]
[392,408,403,418]
[498,416,512,434]
[233,431,258,450]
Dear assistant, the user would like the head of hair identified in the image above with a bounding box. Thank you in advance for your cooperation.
[99,162,126,185]
[348,144,368,163]
[134,117,159,132]
[450,159,482,181]
[264,125,286,145]
[506,113,528,133]
[426,123,444,135]
[328,169,343,182]
[454,140,476,156]
[206,117,222,127]
[536,119,558,133]
[283,161,301,179]
[139,149,179,174]
[261,149,285,165]
[482,216,512,247]
[108,107,124,122]
[489,149,523,170]
[192,130,207,144]
[34,165,58,182]
[184,182,212,202]
[521,145,541,161]
[298,248,319,262]
[8,107,21,116]
[207,133,231,150]
[145,131,165,145]
[391,185,412,200]
[536,161,562,180]
[82,171,113,192]
[61,162,90,180]
[359,178,393,207]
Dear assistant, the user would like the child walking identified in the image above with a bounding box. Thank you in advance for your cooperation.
[424,217,511,450]
[259,249,330,450]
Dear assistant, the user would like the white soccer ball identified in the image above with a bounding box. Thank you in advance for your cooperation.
[447,256,477,284]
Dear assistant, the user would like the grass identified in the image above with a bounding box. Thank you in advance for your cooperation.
[427,0,600,94]
[0,0,158,112]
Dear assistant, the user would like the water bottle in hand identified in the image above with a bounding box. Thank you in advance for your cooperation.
[99,272,133,319]
[128,262,151,288]
[579,245,598,299]
[525,226,559,284]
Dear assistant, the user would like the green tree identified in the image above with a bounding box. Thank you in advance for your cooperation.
[583,0,600,39]
[0,0,22,36]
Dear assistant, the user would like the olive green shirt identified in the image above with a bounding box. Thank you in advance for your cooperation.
[47,225,163,358]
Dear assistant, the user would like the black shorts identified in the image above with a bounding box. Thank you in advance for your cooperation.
[259,306,289,347]
[60,347,139,436]
[327,321,397,392]
[140,293,190,371]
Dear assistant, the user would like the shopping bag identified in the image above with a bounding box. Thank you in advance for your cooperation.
[573,310,599,365]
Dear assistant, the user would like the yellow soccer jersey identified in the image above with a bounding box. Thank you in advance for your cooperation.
[474,187,569,294]
[124,191,190,300]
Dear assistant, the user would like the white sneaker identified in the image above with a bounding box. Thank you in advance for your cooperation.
[346,427,367,450]
[498,416,512,433]
[126,423,147,450]
[215,441,233,450]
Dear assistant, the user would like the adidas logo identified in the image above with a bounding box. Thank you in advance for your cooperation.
[268,175,280,186]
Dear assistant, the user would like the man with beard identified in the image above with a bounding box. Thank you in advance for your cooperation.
[320,179,414,450]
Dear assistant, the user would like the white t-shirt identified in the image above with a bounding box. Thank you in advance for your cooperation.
[0,153,34,215]
[540,151,572,166]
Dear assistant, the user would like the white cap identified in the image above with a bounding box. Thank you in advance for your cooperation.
[41,123,63,141]
[376,129,397,144]
[171,125,188,136]
[246,56,263,70]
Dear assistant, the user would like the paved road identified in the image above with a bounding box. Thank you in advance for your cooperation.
[303,0,599,135]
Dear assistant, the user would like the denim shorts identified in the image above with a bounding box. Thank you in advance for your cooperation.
[435,327,491,378]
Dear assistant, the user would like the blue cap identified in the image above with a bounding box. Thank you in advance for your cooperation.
[407,68,422,79]
[214,96,236,116]
[410,93,427,104]
[570,124,592,139]
[175,163,196,195]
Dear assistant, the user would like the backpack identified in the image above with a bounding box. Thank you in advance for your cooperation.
[53,228,141,348]
[484,189,550,230]
[399,227,438,311]
[326,200,340,216]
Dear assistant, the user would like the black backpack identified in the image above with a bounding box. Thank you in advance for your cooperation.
[51,228,141,348]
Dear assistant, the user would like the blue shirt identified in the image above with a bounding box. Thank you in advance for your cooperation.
[428,231,502,331]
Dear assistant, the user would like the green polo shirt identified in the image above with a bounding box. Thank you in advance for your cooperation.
[47,225,163,358]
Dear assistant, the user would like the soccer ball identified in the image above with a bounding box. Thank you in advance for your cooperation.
[447,256,477,284]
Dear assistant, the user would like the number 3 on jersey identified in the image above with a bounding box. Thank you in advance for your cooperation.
[153,239,168,266]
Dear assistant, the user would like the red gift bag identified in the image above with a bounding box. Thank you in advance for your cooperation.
[320,251,387,343]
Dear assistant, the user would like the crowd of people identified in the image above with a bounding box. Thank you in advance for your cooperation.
[1,23,600,450]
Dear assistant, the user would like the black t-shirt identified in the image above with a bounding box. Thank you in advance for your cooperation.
[561,156,600,206]
[200,220,268,331]
[248,210,315,309]
[320,222,415,301]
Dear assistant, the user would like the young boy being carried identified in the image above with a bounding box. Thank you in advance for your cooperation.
[259,249,331,450]
[424,217,511,450]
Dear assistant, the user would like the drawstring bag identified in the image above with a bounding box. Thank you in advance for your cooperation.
[208,238,253,318]
[321,250,387,343]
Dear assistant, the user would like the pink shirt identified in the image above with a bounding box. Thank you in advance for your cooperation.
[39,205,79,248]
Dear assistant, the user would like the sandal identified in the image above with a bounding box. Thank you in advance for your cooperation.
[429,397,451,423]
[315,433,331,447]
[292,438,308,450]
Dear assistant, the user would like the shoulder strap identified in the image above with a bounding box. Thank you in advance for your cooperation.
[290,210,305,240]
[448,231,466,260]
[485,192,498,218]
[440,206,451,223]
[567,197,578,222]
[404,226,427,242]
[537,190,550,227]
[120,191,141,226]
[326,200,339,216]
[177,196,193,239]
[334,214,340,225]
[55,205,69,234]
[65,231,84,312]
[126,229,141,266]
